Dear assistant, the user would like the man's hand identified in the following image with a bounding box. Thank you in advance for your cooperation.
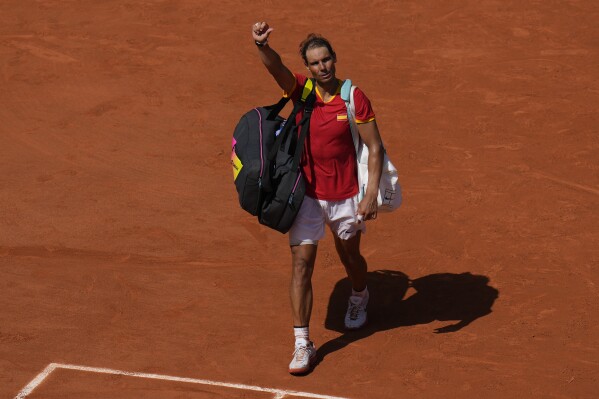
[252,22,273,44]
[357,193,378,222]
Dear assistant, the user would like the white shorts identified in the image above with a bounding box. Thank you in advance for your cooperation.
[289,195,366,246]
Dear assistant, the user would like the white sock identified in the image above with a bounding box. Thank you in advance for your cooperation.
[294,326,309,347]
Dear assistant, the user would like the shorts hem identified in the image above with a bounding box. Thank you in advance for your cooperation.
[290,239,319,247]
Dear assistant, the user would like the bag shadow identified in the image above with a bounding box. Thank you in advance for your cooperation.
[319,270,499,360]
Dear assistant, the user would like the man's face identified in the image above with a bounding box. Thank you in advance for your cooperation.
[305,46,336,85]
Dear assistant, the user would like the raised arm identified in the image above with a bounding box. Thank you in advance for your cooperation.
[252,22,296,94]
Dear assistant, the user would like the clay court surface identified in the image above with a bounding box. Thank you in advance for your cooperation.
[1,0,598,398]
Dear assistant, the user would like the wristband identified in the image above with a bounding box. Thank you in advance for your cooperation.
[255,40,268,47]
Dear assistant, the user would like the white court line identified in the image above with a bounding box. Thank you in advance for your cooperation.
[14,363,352,399]
[14,363,58,399]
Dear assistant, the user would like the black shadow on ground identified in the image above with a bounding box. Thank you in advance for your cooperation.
[318,270,499,362]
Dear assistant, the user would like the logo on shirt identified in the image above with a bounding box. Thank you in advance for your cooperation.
[337,114,348,121]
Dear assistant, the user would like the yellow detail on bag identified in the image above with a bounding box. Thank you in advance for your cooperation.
[301,79,314,102]
[231,153,243,181]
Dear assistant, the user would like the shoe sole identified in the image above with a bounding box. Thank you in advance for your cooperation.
[288,353,317,375]
[344,315,368,330]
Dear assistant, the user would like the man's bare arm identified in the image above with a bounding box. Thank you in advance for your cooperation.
[252,22,295,94]
[356,121,384,220]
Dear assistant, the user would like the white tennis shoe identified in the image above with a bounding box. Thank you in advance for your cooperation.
[344,292,369,330]
[288,341,317,375]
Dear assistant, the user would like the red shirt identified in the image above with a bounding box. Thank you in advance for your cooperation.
[286,74,376,200]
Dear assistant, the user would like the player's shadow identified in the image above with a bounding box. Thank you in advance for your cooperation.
[318,270,499,361]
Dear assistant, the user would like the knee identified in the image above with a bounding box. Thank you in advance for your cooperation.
[291,256,313,281]
[292,258,312,275]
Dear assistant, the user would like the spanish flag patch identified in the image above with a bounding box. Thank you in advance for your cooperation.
[337,114,348,121]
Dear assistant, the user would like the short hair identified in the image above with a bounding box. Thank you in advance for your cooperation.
[299,33,336,65]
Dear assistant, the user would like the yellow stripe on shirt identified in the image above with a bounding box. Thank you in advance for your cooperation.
[356,117,376,124]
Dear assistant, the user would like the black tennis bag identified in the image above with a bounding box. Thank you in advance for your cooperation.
[231,103,283,215]
[231,79,315,233]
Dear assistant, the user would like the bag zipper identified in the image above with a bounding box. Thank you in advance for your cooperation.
[254,108,264,188]
[288,170,302,205]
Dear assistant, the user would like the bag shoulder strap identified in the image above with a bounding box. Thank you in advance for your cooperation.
[301,78,315,102]
[342,79,385,154]
[267,78,315,162]
[291,86,316,170]
[266,76,315,120]
[341,79,360,154]
[340,78,352,102]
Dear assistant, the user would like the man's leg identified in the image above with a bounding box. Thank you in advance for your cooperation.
[333,231,367,292]
[333,232,370,329]
[287,196,324,375]
[290,244,318,327]
[288,243,318,374]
